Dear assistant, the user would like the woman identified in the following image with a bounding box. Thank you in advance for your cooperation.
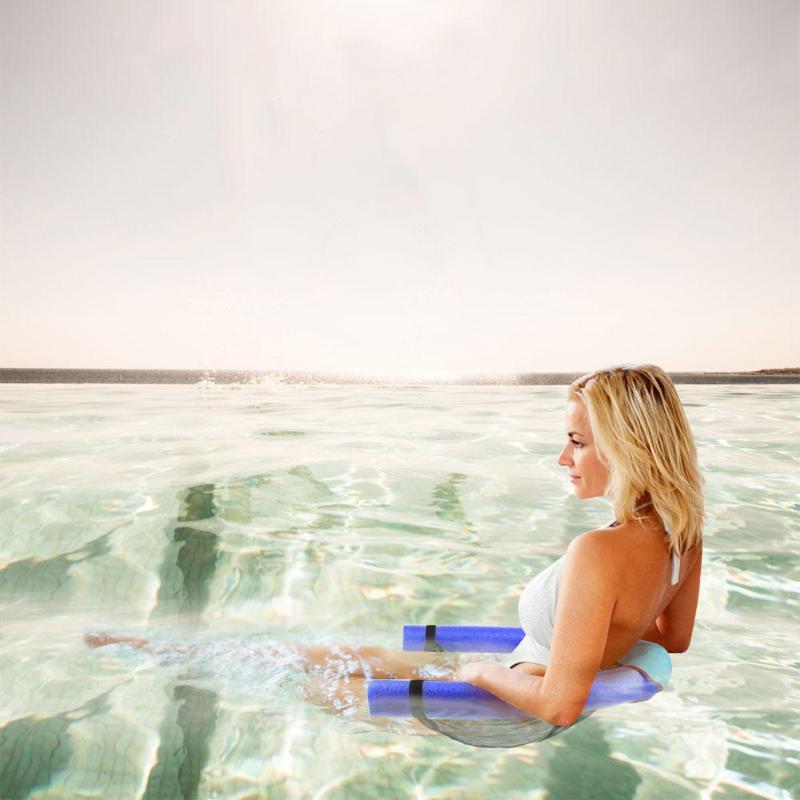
[298,364,704,746]
[87,364,704,748]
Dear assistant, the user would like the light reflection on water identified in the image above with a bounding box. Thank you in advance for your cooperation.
[0,384,798,799]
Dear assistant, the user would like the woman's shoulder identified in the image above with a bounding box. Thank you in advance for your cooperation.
[565,520,661,571]
[564,527,623,572]
[567,521,635,550]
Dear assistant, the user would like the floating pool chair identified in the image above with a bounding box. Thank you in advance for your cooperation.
[367,625,671,735]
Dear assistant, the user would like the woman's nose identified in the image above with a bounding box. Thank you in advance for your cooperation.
[557,444,572,466]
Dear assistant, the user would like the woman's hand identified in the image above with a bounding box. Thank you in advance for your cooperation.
[454,661,487,684]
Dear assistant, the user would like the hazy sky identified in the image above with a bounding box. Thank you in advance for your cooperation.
[1,0,798,376]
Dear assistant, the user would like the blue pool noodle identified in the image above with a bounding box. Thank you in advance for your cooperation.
[368,626,671,720]
[403,625,525,653]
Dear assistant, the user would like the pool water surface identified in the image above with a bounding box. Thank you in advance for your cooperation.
[0,383,798,799]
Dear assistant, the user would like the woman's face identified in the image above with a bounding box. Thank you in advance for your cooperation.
[557,399,610,499]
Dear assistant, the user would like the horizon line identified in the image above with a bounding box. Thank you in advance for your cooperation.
[1,367,799,386]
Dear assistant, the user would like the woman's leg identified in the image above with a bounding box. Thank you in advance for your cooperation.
[295,642,459,679]
[85,632,453,734]
[84,632,460,680]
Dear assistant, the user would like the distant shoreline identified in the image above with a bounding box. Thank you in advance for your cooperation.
[1,368,799,385]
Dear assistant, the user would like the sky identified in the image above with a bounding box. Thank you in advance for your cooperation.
[1,0,798,377]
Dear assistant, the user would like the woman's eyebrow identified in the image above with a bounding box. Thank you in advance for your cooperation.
[567,431,585,439]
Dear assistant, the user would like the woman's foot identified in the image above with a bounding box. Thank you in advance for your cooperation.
[84,631,150,650]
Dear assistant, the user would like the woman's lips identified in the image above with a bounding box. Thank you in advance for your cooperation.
[570,475,580,482]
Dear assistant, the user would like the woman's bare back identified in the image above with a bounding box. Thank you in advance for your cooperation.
[585,516,702,667]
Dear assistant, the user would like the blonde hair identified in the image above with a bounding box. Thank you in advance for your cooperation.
[568,364,704,554]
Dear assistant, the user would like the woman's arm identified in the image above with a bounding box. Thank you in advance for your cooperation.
[459,532,616,727]
[642,540,703,652]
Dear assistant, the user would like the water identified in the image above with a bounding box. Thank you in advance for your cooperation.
[0,383,798,799]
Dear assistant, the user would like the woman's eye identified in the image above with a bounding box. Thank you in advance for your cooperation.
[570,439,583,448]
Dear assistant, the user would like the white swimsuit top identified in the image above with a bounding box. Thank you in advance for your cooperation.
[515,521,681,666]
